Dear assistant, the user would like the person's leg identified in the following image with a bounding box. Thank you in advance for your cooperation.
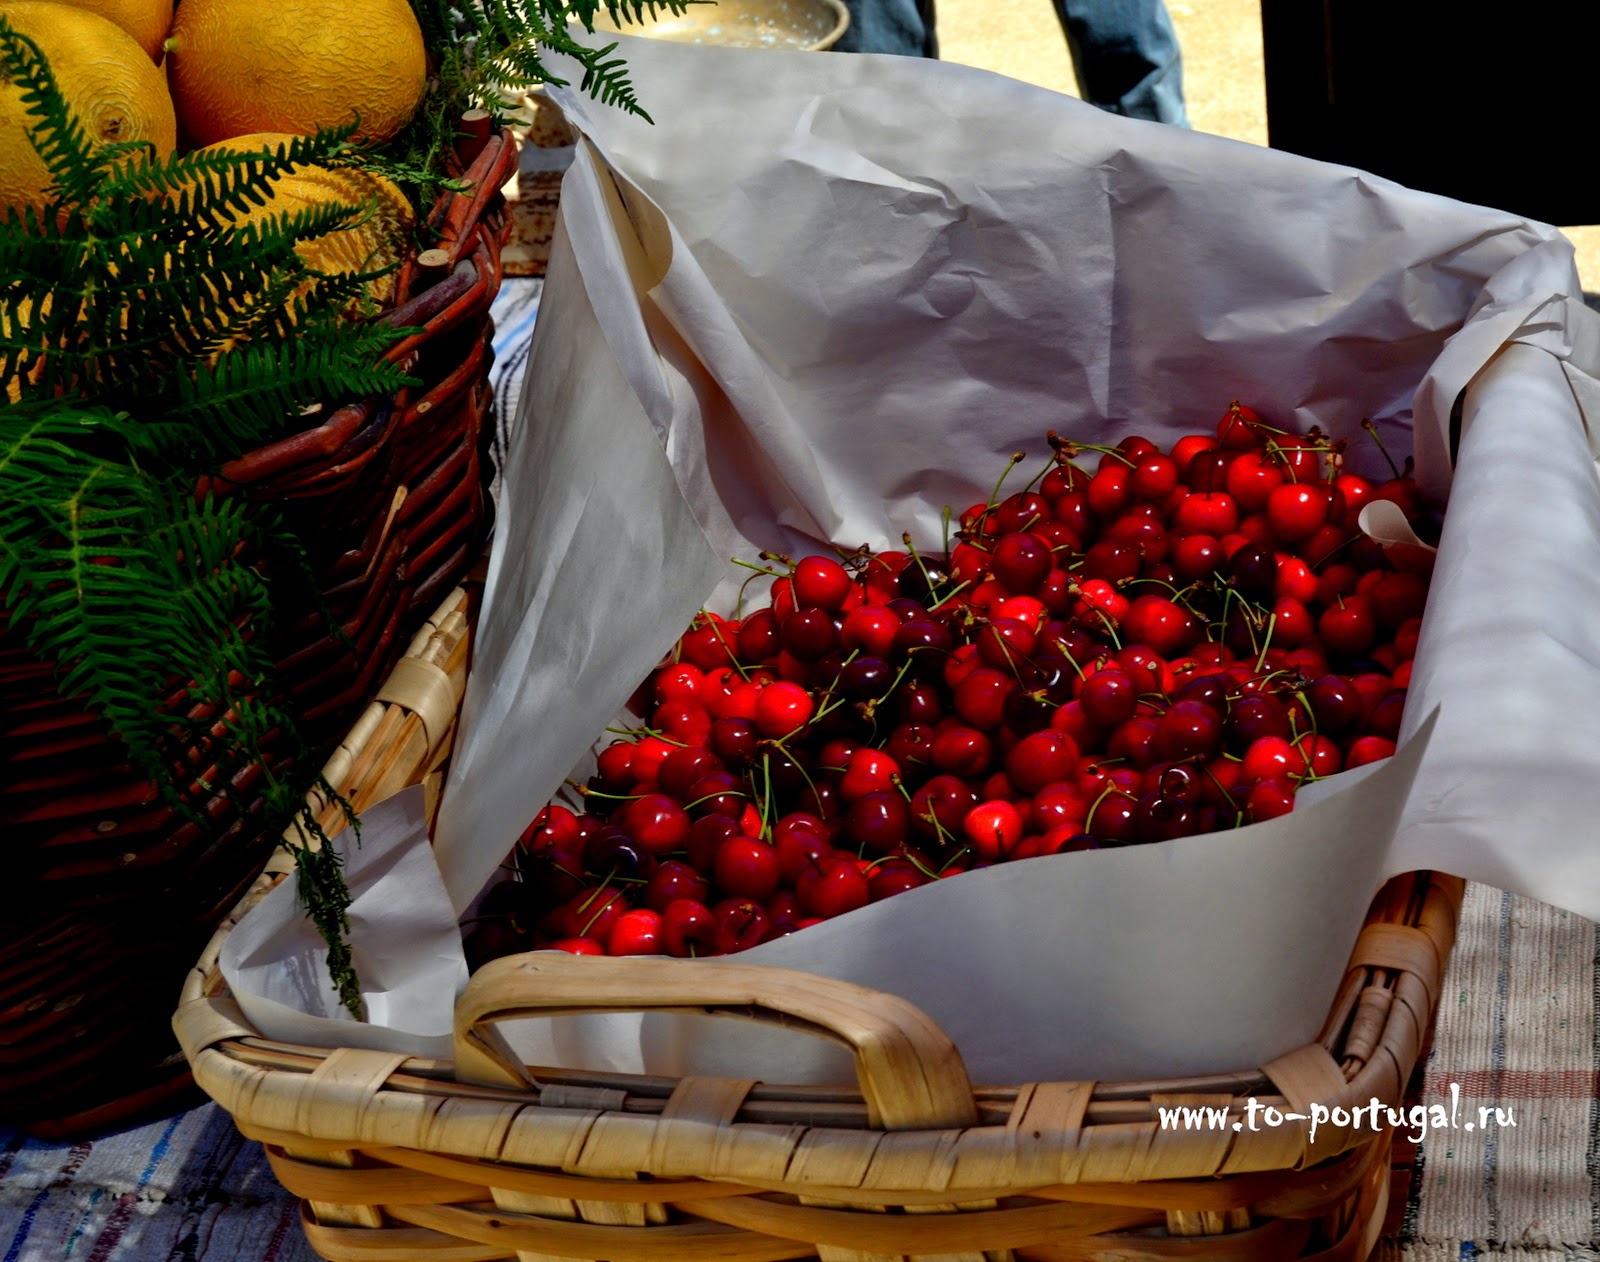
[1052,0,1188,125]
[836,0,937,57]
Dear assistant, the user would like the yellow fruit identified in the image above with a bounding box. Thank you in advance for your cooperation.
[29,0,171,61]
[199,133,415,311]
[169,0,425,147]
[0,1,177,214]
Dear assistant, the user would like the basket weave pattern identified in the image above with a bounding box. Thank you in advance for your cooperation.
[176,585,1462,1262]
[0,131,518,1135]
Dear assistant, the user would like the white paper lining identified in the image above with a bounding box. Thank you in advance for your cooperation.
[221,37,1600,1086]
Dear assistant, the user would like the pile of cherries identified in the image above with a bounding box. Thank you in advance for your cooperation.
[467,405,1431,965]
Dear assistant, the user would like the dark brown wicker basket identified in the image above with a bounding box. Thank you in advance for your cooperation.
[0,126,519,1138]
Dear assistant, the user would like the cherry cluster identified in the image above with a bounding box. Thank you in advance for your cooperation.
[469,405,1430,966]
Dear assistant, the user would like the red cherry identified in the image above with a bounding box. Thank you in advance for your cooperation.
[619,794,692,855]
[963,800,1024,862]
[1030,782,1088,833]
[780,608,839,661]
[793,556,854,612]
[909,774,979,840]
[1077,668,1138,728]
[1295,733,1342,778]
[1121,595,1199,657]
[867,859,930,902]
[1346,736,1397,768]
[546,936,605,955]
[796,858,870,919]
[1269,433,1326,482]
[953,668,1017,731]
[1246,778,1296,822]
[643,860,711,912]
[1265,483,1330,543]
[1084,790,1138,843]
[712,899,770,954]
[654,662,704,706]
[844,791,911,852]
[977,617,1038,670]
[709,837,777,902]
[557,888,630,942]
[776,829,833,886]
[608,909,664,956]
[994,491,1049,534]
[1240,736,1308,783]
[657,746,724,799]
[660,900,716,957]
[754,680,815,738]
[990,532,1053,594]
[841,605,900,657]
[1331,473,1374,527]
[1370,571,1429,630]
[1217,401,1267,450]
[683,772,748,820]
[1153,699,1222,761]
[1267,596,1313,648]
[1171,533,1224,583]
[1170,433,1219,473]
[839,747,901,801]
[1224,450,1285,512]
[1173,492,1240,537]
[1087,464,1132,518]
[1004,729,1080,795]
[1318,595,1378,658]
[1132,453,1180,499]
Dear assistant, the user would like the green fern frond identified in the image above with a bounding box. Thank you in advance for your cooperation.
[0,19,100,205]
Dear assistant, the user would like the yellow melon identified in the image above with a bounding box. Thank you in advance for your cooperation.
[0,1,177,215]
[33,0,171,61]
[198,132,415,312]
[168,0,425,147]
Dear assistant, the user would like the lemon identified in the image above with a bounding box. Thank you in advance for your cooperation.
[199,132,415,312]
[36,0,171,61]
[0,1,177,215]
[168,0,425,147]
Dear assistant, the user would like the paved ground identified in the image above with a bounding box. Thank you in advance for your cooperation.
[937,0,1600,289]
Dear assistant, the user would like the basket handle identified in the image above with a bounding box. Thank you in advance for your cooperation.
[452,953,979,1131]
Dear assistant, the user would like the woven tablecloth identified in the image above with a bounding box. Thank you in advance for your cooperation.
[4,280,1597,1261]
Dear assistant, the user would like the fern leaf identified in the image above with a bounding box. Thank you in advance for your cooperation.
[0,19,104,206]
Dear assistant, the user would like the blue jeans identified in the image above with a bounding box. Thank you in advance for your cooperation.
[835,0,937,57]
[1053,0,1188,125]
[837,0,1187,126]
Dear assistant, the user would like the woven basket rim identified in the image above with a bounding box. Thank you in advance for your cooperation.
[175,569,1464,1188]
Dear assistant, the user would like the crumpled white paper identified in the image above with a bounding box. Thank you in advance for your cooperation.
[222,37,1600,1085]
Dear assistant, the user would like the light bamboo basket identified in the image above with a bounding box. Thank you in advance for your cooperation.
[175,577,1462,1262]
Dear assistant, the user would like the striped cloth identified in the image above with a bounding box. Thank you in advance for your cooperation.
[3,281,1597,1260]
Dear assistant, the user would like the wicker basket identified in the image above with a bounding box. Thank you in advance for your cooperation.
[176,581,1463,1262]
[0,127,518,1137]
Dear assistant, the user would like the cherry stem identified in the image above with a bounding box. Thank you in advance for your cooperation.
[765,734,823,812]
[900,530,943,603]
[941,505,954,558]
[928,577,974,613]
[731,556,785,579]
[564,780,647,803]
[987,451,1027,507]
[1023,455,1056,495]
[758,752,774,839]
[1227,400,1287,436]
[1092,607,1123,650]
[684,786,747,811]
[1360,418,1403,479]
[1083,781,1117,833]
[577,871,619,938]
[704,616,750,682]
[1253,612,1277,674]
